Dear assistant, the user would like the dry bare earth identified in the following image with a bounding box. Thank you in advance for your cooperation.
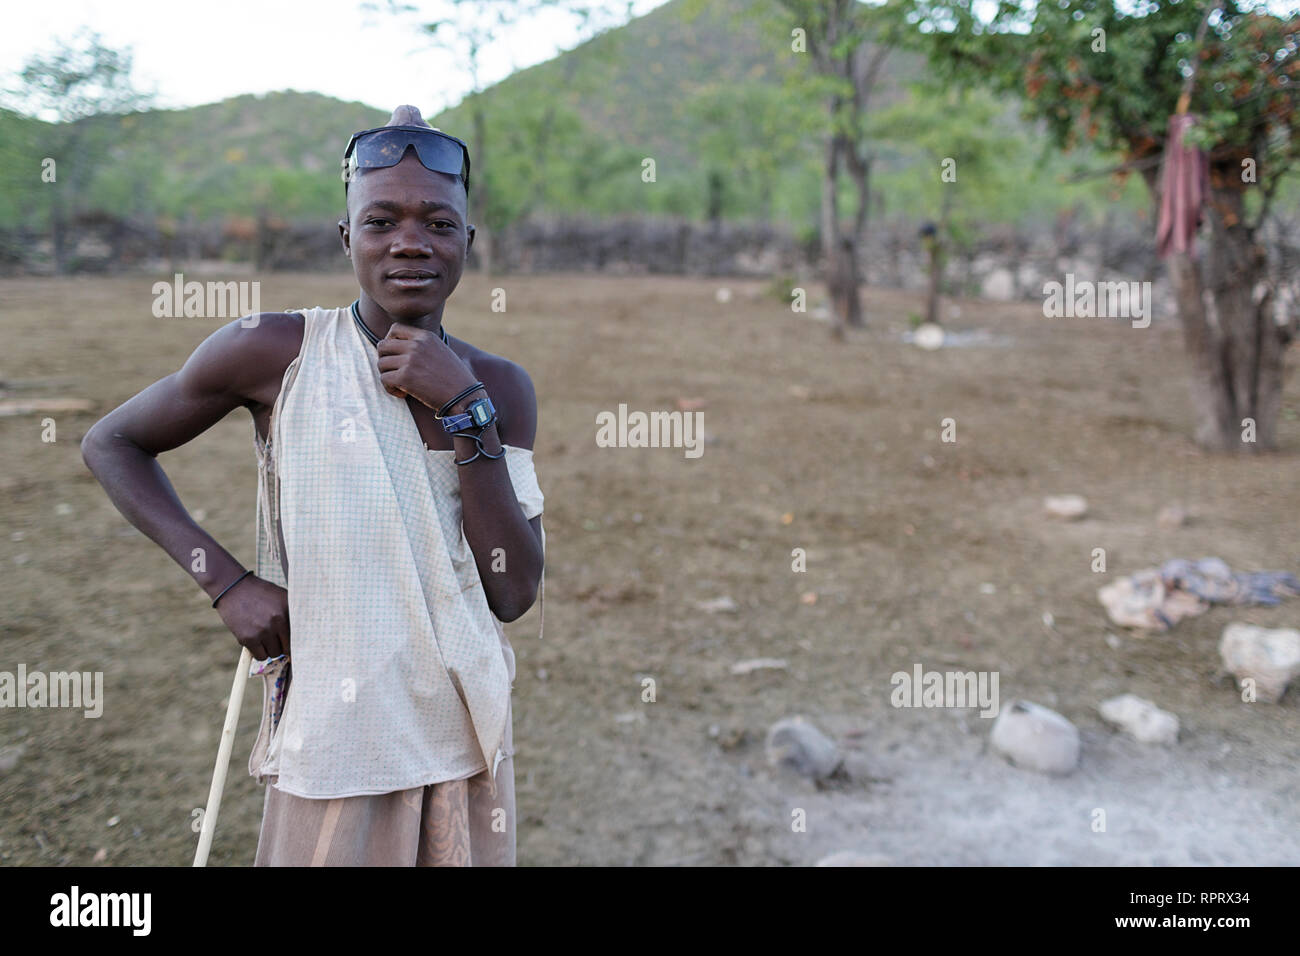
[1,273,1297,866]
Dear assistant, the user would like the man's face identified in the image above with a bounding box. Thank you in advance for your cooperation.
[340,148,474,321]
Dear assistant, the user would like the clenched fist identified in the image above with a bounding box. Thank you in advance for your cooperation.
[213,573,290,661]
[375,323,478,409]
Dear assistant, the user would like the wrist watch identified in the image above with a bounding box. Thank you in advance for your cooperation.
[441,395,497,433]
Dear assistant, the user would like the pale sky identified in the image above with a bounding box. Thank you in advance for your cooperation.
[1,0,669,118]
[4,0,1295,120]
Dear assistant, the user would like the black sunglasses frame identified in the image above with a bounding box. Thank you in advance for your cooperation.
[341,125,471,192]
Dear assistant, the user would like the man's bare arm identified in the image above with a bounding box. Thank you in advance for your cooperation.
[455,356,545,622]
[81,313,302,659]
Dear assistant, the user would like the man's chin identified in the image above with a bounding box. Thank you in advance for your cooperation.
[367,287,446,321]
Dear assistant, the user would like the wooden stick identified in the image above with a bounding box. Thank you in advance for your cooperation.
[193,646,253,867]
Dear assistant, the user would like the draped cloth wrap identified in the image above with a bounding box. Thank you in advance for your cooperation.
[246,305,544,800]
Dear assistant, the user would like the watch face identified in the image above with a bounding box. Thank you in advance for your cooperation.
[471,401,491,426]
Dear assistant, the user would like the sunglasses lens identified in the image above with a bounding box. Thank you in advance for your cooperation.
[351,128,467,180]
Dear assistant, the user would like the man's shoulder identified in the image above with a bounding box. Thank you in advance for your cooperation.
[461,343,535,397]
[219,311,307,370]
[183,311,307,403]
[458,341,538,446]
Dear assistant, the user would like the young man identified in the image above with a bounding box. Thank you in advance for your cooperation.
[81,106,544,866]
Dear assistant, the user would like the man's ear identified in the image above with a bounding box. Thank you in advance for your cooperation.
[338,217,351,258]
[465,223,475,258]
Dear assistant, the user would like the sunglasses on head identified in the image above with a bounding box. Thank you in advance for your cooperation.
[341,124,471,192]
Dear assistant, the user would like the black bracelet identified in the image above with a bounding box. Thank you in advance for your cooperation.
[436,382,486,419]
[212,569,254,608]
[453,427,506,465]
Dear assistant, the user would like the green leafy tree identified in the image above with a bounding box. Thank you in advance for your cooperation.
[376,0,635,273]
[906,0,1299,452]
[766,0,912,335]
[874,84,1022,321]
[6,30,152,273]
[686,80,822,223]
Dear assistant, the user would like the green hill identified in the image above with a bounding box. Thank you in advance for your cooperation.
[0,0,1145,237]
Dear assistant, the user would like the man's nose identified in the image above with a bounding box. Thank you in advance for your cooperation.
[389,221,432,256]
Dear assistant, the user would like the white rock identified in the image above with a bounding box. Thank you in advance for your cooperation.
[765,715,842,780]
[981,268,1016,301]
[696,595,738,614]
[990,700,1080,774]
[0,744,25,773]
[816,851,892,866]
[1156,505,1187,529]
[913,323,945,350]
[1098,693,1179,745]
[1043,494,1088,520]
[730,658,789,675]
[715,287,732,303]
[1219,623,1300,703]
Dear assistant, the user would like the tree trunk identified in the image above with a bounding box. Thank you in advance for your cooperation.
[51,186,68,275]
[843,148,869,329]
[471,103,492,275]
[822,131,846,339]
[925,239,941,325]
[1163,173,1285,452]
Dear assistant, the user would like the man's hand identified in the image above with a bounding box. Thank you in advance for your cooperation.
[213,574,291,661]
[375,324,478,409]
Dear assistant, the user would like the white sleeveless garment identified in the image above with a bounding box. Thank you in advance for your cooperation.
[244,305,544,799]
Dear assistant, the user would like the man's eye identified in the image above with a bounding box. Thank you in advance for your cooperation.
[432,220,455,230]
[366,218,391,227]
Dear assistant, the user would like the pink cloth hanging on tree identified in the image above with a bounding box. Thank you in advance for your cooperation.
[1156,113,1210,259]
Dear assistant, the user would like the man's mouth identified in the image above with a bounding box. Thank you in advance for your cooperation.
[386,269,439,289]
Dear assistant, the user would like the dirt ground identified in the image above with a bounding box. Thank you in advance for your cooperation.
[1,271,1297,866]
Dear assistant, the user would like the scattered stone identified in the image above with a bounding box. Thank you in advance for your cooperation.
[1098,694,1179,745]
[92,848,107,863]
[106,815,121,828]
[981,268,1015,301]
[1105,633,1123,650]
[54,503,73,516]
[730,658,788,675]
[1098,570,1208,631]
[799,591,818,605]
[912,323,945,351]
[980,582,996,595]
[613,710,647,725]
[990,700,1080,774]
[816,850,893,866]
[0,744,25,773]
[1157,505,1188,529]
[715,287,733,303]
[1219,623,1300,703]
[695,595,737,614]
[1043,494,1088,520]
[674,396,707,412]
[765,716,843,780]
